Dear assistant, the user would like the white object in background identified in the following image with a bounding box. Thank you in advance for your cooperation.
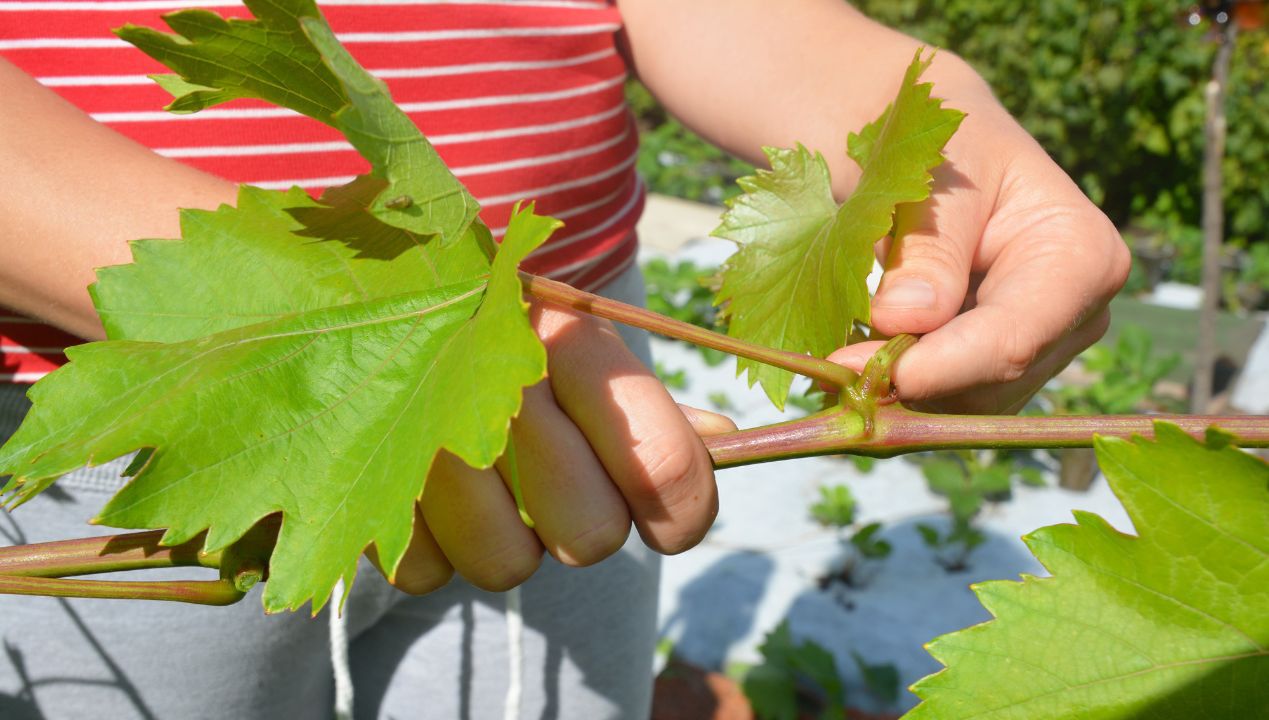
[635,193,726,255]
[504,586,524,720]
[1148,282,1205,309]
[331,578,354,720]
[1232,320,1269,413]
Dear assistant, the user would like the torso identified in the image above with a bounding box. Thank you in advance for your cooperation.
[0,0,643,382]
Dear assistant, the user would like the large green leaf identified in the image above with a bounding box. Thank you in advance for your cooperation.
[116,0,479,244]
[907,422,1269,719]
[0,206,555,613]
[712,52,963,408]
[91,181,491,343]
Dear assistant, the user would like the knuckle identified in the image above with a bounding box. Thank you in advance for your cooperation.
[627,432,717,555]
[892,233,966,276]
[556,512,632,567]
[1066,210,1131,298]
[392,563,454,596]
[995,326,1039,384]
[1105,230,1132,296]
[464,542,543,593]
[632,431,711,502]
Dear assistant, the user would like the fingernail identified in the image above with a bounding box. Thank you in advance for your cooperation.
[877,278,936,310]
[834,349,870,372]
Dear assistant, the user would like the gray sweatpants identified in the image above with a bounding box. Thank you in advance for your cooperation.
[0,266,658,720]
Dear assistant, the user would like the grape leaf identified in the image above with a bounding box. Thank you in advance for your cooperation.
[91,181,492,343]
[712,52,963,408]
[907,422,1269,719]
[0,205,556,613]
[116,0,479,244]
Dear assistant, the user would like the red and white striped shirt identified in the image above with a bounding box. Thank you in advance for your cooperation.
[0,0,645,383]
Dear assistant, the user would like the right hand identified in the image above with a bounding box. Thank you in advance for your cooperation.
[370,303,736,594]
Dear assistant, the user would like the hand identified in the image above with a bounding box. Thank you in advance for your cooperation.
[828,76,1131,415]
[369,303,736,594]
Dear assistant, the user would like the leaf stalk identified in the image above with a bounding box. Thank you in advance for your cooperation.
[522,273,858,391]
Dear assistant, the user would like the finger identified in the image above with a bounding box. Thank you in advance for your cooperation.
[826,340,886,376]
[869,163,991,336]
[677,404,738,437]
[885,211,1127,404]
[420,450,543,592]
[913,307,1111,414]
[367,504,453,595]
[828,307,1109,414]
[497,383,632,568]
[533,303,718,555]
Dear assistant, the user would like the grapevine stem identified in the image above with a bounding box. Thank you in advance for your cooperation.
[0,517,279,604]
[0,529,217,578]
[522,273,857,390]
[0,575,244,605]
[704,405,1269,468]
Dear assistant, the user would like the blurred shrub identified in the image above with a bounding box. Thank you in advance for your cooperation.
[1045,324,1182,415]
[852,0,1269,240]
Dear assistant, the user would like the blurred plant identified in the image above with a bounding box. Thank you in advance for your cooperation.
[741,620,900,719]
[707,391,736,413]
[810,483,893,586]
[742,621,846,720]
[851,651,901,707]
[915,450,1044,572]
[641,258,732,367]
[642,257,718,328]
[786,387,830,416]
[1046,324,1182,415]
[810,483,858,528]
[654,362,688,391]
[1225,240,1269,312]
[626,79,755,205]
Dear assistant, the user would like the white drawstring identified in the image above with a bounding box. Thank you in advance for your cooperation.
[503,586,524,720]
[326,577,523,719]
[331,577,355,720]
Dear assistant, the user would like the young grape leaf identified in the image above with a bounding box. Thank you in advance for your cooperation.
[712,52,963,408]
[91,182,491,343]
[116,0,479,244]
[743,621,846,720]
[0,206,556,613]
[907,422,1269,719]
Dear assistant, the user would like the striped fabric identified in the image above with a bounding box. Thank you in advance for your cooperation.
[0,0,645,383]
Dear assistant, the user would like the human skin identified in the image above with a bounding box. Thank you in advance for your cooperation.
[0,0,1128,592]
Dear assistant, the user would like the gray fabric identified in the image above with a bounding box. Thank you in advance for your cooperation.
[0,264,658,720]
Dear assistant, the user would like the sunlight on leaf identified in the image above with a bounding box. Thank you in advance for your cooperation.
[907,422,1269,719]
[713,51,963,409]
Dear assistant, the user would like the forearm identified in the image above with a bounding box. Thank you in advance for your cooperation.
[0,58,236,340]
[617,0,1017,197]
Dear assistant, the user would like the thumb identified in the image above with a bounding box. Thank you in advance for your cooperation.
[870,200,978,336]
[677,404,738,437]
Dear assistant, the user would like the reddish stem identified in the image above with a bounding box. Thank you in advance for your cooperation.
[0,575,244,605]
[705,405,1269,468]
[523,273,857,390]
[0,529,216,578]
